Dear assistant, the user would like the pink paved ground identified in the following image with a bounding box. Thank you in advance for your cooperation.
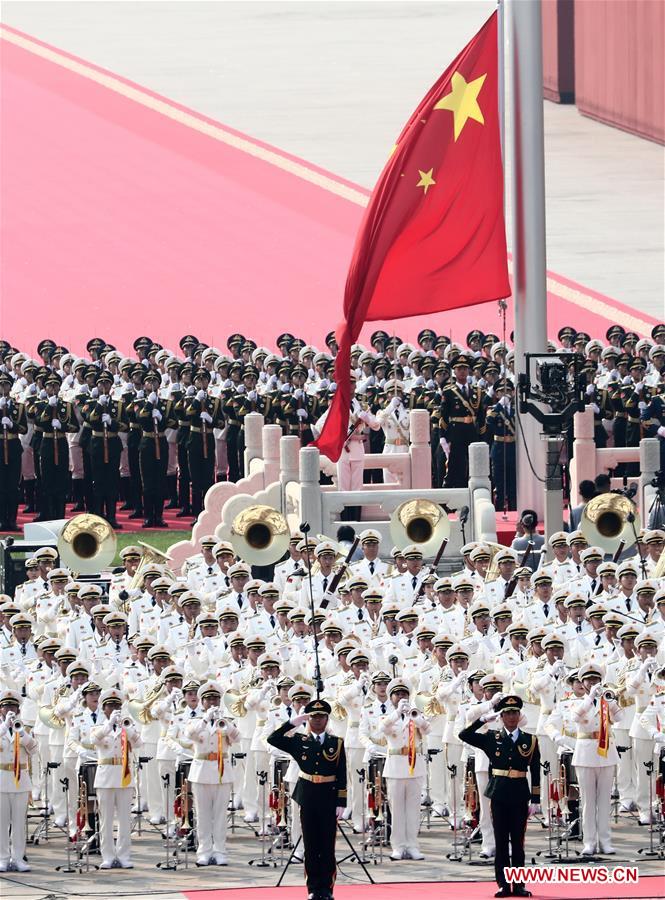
[1,26,657,357]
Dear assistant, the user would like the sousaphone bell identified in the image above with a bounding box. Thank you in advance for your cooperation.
[57,513,117,575]
[389,498,450,557]
[230,504,290,565]
[580,493,641,555]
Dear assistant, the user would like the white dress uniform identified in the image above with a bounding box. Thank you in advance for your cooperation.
[184,717,240,863]
[438,672,471,822]
[571,692,622,853]
[416,664,449,812]
[376,401,410,483]
[0,717,37,871]
[338,676,370,830]
[625,661,659,822]
[91,716,143,867]
[529,661,567,817]
[464,699,503,857]
[350,556,390,587]
[381,706,431,859]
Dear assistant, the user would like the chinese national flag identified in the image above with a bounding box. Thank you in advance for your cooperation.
[314,12,509,462]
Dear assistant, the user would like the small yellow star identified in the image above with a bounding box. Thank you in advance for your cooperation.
[434,71,487,141]
[416,168,436,195]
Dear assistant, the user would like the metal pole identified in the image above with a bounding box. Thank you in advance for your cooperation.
[507,0,548,516]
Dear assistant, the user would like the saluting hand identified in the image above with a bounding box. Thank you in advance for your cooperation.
[290,714,308,727]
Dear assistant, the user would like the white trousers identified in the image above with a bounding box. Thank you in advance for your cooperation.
[428,738,445,808]
[336,441,364,491]
[157,760,177,823]
[62,756,78,827]
[633,738,655,817]
[35,734,49,801]
[539,736,558,823]
[476,770,494,854]
[49,744,66,818]
[0,792,29,866]
[443,743,464,821]
[191,782,231,857]
[614,729,635,804]
[386,776,423,854]
[232,738,249,807]
[289,794,302,853]
[381,443,403,484]
[141,742,161,818]
[576,766,615,850]
[244,749,269,820]
[97,787,133,865]
[346,747,366,830]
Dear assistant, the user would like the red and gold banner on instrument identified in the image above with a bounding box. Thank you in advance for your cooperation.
[597,695,610,758]
[408,719,417,775]
[12,730,21,787]
[313,11,509,462]
[217,731,224,782]
[120,728,132,787]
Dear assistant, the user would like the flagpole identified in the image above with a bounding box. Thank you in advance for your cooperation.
[506,0,549,522]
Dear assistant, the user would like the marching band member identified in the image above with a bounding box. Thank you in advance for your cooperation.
[625,631,660,823]
[91,689,143,869]
[381,678,431,860]
[0,690,37,872]
[572,662,623,855]
[185,681,240,866]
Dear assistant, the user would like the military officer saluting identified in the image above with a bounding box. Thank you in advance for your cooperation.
[268,698,347,900]
[459,695,540,898]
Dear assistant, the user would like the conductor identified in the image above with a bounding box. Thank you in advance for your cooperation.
[267,698,347,900]
[458,695,540,898]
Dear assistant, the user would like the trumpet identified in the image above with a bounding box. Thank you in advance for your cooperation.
[601,689,617,702]
[409,708,421,719]
[6,713,22,733]
[121,716,133,728]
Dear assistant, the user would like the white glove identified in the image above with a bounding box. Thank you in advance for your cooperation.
[109,710,121,726]
[634,381,644,391]
[51,418,62,430]
[440,438,450,456]
[48,395,58,407]
[294,389,304,399]
[170,382,181,392]
[358,410,370,423]
[491,691,505,707]
[588,683,602,700]
[528,803,541,817]
[186,386,195,397]
[585,384,595,396]
[290,713,308,727]
[247,390,257,401]
[551,658,566,674]
[308,368,315,379]
[122,383,133,395]
[415,375,425,386]
[259,372,267,383]
[99,393,109,405]
[196,390,206,401]
[135,389,145,399]
[480,711,500,724]
[500,395,510,408]
[267,375,278,388]
[152,409,162,421]
[39,389,47,399]
[657,426,665,438]
[0,398,6,409]
[638,401,648,412]
[28,384,38,396]
[426,379,436,389]
[148,391,158,404]
[1,417,11,428]
[101,413,112,425]
[330,382,337,391]
[319,379,329,390]
[296,408,308,419]
[280,383,291,393]
[200,411,213,424]
[397,698,410,714]
[90,387,99,398]
[236,384,246,394]
[589,403,600,414]
[388,397,400,412]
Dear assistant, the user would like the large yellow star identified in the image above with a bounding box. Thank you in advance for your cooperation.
[434,71,487,141]
[416,168,436,195]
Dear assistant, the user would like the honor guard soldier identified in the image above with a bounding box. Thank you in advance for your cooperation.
[485,379,516,511]
[439,354,486,488]
[0,373,27,531]
[91,689,143,869]
[459,695,540,898]
[182,368,225,519]
[35,373,78,520]
[0,690,37,872]
[85,370,126,527]
[133,370,176,527]
[268,698,347,900]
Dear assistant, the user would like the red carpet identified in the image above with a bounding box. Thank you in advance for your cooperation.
[1,25,657,356]
[7,502,186,536]
[183,875,664,900]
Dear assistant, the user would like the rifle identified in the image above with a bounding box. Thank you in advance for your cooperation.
[504,540,535,599]
[413,537,449,602]
[320,536,360,609]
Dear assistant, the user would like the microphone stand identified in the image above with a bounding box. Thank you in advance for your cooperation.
[301,522,324,698]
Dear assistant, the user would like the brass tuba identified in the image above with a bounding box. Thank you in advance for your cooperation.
[128,680,167,724]
[389,498,450,557]
[580,493,641,555]
[230,505,290,565]
[128,541,174,590]
[57,514,117,575]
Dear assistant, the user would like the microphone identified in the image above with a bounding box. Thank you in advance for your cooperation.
[458,506,469,526]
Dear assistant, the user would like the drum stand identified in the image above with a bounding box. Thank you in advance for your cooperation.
[131,755,161,836]
[54,777,97,873]
[29,760,59,844]
[445,763,463,862]
[420,749,444,830]
[227,752,254,835]
[355,768,370,863]
[156,773,177,870]
[637,761,665,860]
[248,771,273,868]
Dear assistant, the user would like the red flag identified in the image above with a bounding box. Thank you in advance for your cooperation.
[314,12,509,461]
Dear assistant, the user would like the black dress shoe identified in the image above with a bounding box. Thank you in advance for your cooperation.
[129,509,144,519]
[176,507,191,518]
[142,519,154,528]
[495,890,511,898]
[154,520,168,528]
[512,889,532,897]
